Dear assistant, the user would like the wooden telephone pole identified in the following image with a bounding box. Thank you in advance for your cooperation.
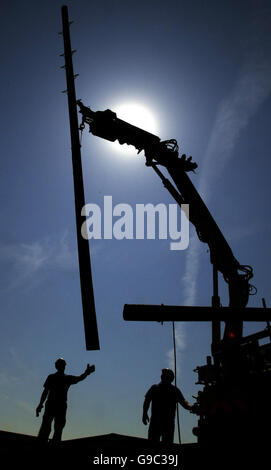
[61,5,100,350]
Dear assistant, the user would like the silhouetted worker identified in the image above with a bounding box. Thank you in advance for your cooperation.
[142,368,192,445]
[36,358,95,443]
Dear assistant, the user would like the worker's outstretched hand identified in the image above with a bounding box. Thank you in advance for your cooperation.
[86,363,95,375]
[142,412,149,425]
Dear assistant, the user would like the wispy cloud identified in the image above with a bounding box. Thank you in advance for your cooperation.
[168,5,271,371]
[0,372,20,386]
[182,235,201,307]
[227,222,262,243]
[0,232,77,292]
[200,61,271,199]
[16,400,34,414]
[166,323,186,376]
[184,5,271,307]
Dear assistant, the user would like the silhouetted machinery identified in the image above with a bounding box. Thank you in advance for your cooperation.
[77,100,271,454]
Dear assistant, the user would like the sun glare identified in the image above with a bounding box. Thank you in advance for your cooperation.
[109,102,159,157]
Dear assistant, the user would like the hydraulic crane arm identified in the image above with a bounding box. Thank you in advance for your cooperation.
[77,100,253,313]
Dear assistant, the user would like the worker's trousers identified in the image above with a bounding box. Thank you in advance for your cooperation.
[38,401,67,443]
[148,417,175,445]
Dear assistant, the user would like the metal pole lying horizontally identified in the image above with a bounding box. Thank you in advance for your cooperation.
[61,5,100,350]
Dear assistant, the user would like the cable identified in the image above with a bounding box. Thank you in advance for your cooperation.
[172,321,182,445]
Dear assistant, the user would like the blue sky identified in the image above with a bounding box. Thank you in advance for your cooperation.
[0,0,271,443]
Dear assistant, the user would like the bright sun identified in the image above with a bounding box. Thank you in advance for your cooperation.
[109,102,159,156]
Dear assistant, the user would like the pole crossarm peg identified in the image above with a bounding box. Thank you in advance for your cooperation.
[123,304,271,322]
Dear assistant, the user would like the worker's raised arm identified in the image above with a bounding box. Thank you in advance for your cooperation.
[73,363,95,384]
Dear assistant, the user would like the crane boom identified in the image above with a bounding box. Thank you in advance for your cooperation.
[77,100,253,318]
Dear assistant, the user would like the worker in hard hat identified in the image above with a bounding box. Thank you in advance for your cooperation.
[142,368,193,445]
[36,358,95,443]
